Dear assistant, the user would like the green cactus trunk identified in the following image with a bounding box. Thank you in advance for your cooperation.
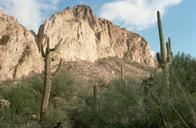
[120,63,123,85]
[93,85,98,111]
[166,37,172,64]
[157,11,167,65]
[40,40,52,121]
[156,11,172,100]
[39,37,62,122]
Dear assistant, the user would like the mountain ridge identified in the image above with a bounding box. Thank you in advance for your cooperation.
[0,5,155,82]
[37,5,155,65]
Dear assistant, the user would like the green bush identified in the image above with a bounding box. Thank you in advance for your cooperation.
[72,79,146,128]
[9,86,41,114]
[30,75,44,94]
[0,109,40,128]
[146,70,196,127]
[172,52,196,93]
[0,76,43,127]
[51,72,79,98]
[51,71,88,106]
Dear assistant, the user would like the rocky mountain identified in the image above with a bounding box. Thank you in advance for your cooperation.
[0,11,43,81]
[0,5,155,82]
[37,5,155,66]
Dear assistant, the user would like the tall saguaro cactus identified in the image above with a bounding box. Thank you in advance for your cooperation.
[40,37,51,121]
[156,11,173,99]
[155,11,196,127]
[156,11,173,68]
[157,11,167,66]
[40,37,62,121]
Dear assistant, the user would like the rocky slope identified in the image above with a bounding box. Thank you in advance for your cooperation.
[60,57,155,83]
[0,11,43,81]
[38,5,155,67]
[0,5,155,82]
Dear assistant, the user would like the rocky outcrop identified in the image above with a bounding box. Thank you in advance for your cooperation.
[38,5,155,67]
[0,5,155,82]
[0,11,43,81]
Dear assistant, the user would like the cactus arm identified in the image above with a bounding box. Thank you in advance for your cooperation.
[53,59,63,76]
[156,52,162,65]
[166,42,169,57]
[168,37,173,60]
[157,11,167,64]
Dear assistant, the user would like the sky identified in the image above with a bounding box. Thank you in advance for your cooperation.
[0,0,195,57]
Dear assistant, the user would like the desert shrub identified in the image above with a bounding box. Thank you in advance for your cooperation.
[40,109,70,128]
[0,109,40,128]
[146,70,196,127]
[0,77,43,127]
[0,81,14,99]
[71,79,146,128]
[9,85,41,114]
[51,71,88,106]
[172,52,196,93]
[30,75,44,94]
[51,72,79,98]
[3,76,44,115]
[0,73,78,127]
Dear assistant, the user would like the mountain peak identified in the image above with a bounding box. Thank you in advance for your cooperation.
[73,4,94,18]
[0,4,155,81]
[38,5,155,67]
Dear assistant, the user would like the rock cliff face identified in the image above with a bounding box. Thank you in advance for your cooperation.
[0,5,155,82]
[0,11,43,81]
[38,5,155,66]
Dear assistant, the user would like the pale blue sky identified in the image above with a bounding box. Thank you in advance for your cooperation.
[61,0,196,57]
[0,0,195,57]
[140,0,196,57]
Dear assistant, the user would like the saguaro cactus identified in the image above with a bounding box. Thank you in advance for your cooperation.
[40,37,52,121]
[155,11,196,127]
[93,85,98,111]
[156,11,173,99]
[156,11,173,68]
[40,37,62,121]
[157,11,167,67]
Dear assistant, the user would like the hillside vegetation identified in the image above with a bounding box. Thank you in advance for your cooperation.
[0,53,195,128]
